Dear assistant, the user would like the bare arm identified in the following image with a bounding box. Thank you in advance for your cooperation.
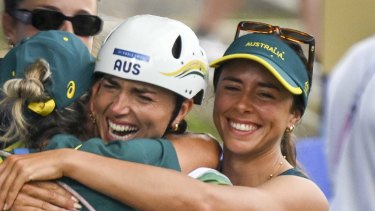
[166,132,222,173]
[62,152,328,211]
[0,133,221,209]
[0,149,327,210]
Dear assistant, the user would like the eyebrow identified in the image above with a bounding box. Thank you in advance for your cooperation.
[103,76,118,85]
[258,82,281,91]
[221,76,242,83]
[222,75,281,91]
[133,86,157,95]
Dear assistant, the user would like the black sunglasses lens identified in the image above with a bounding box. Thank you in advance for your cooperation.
[71,15,102,36]
[31,9,102,36]
[32,10,64,30]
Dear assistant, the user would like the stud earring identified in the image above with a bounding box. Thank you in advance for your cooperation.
[89,112,96,125]
[285,125,295,133]
[172,123,179,132]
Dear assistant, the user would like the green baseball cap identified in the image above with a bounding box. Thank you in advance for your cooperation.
[0,30,95,110]
[210,33,310,107]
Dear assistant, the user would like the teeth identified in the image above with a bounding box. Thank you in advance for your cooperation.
[109,121,137,132]
[108,120,138,140]
[230,121,257,132]
[109,131,132,141]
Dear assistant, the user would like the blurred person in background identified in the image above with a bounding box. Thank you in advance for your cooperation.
[1,0,102,52]
[324,35,375,211]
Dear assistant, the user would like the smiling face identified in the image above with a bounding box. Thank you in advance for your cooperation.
[2,0,97,51]
[90,75,192,142]
[213,59,301,156]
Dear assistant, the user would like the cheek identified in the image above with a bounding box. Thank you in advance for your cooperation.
[212,93,230,129]
[141,107,173,136]
[213,92,232,116]
[15,25,38,42]
[92,90,112,114]
[257,103,293,129]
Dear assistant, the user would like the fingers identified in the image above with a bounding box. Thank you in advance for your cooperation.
[0,155,27,210]
[20,182,80,210]
[11,191,71,211]
[0,151,67,210]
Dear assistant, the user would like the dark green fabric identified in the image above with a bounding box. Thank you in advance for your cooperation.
[279,167,308,179]
[0,30,95,109]
[47,134,181,211]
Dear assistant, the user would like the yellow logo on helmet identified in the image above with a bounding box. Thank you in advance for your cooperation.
[67,81,76,99]
[160,60,208,78]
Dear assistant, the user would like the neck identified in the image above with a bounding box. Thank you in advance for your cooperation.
[222,148,289,187]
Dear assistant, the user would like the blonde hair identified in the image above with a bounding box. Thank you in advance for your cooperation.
[0,59,51,144]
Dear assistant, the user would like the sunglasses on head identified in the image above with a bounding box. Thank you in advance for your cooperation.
[235,21,315,73]
[10,9,103,36]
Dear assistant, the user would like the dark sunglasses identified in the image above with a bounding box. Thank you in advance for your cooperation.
[10,9,103,36]
[235,21,315,73]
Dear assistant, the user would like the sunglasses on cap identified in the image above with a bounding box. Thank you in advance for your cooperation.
[10,9,103,36]
[235,21,315,73]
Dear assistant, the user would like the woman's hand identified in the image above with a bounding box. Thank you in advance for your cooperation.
[10,181,80,211]
[0,149,73,210]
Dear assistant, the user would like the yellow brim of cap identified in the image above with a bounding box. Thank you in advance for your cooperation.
[210,54,302,95]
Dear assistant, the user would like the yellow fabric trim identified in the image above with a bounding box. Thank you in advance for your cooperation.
[1,141,26,164]
[28,99,56,116]
[74,144,83,150]
[210,54,302,95]
[4,140,26,152]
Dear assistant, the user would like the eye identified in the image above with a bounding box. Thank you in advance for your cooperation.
[260,92,274,98]
[101,79,118,90]
[224,85,240,91]
[220,81,241,92]
[138,94,153,102]
[257,89,276,100]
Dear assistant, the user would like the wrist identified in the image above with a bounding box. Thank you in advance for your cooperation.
[59,148,80,178]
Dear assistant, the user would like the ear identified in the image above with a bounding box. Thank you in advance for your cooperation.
[172,99,194,125]
[2,13,17,45]
[89,81,101,114]
[288,109,302,128]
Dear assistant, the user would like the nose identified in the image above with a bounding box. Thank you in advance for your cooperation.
[60,20,75,34]
[109,92,131,115]
[235,93,253,113]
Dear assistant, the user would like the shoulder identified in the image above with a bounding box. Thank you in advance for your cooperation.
[265,175,329,210]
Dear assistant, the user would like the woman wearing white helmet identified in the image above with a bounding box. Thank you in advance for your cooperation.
[92,14,209,140]
[0,15,223,211]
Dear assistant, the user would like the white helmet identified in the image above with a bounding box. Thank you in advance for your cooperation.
[95,15,209,105]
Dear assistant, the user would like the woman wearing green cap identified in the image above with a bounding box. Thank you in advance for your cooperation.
[0,21,329,210]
